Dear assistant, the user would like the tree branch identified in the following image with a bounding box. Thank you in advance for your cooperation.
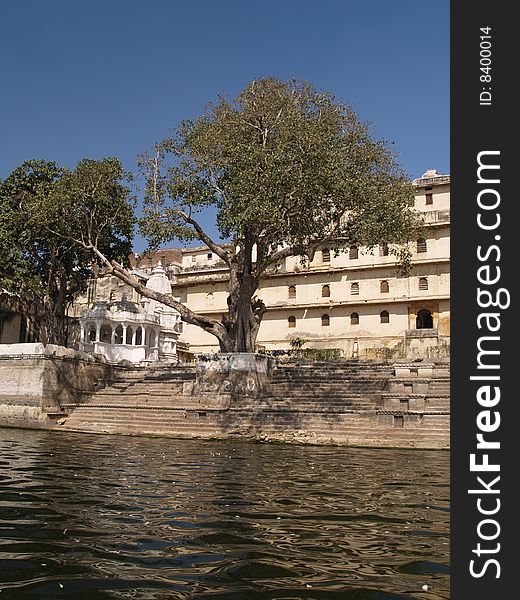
[101,257,226,335]
[255,240,324,276]
[175,211,231,263]
[43,225,227,340]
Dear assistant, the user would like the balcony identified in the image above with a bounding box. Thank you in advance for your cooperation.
[421,210,450,225]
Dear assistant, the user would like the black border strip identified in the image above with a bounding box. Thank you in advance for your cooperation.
[451,2,514,597]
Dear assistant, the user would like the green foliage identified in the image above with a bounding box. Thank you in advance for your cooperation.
[0,158,135,344]
[134,78,421,352]
[139,78,420,266]
[290,348,344,362]
[290,337,306,349]
[45,158,136,265]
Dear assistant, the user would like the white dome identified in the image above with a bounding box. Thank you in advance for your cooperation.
[146,262,172,295]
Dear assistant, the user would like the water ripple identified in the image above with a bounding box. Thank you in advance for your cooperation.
[0,429,449,599]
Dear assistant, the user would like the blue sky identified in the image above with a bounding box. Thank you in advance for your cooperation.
[0,0,449,252]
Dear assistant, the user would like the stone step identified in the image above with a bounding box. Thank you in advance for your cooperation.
[61,422,450,445]
[61,426,447,439]
[60,407,448,430]
[269,383,388,390]
[62,416,450,433]
[89,390,184,397]
[270,374,390,381]
[57,360,449,448]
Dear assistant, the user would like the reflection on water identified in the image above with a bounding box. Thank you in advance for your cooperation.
[0,428,449,599]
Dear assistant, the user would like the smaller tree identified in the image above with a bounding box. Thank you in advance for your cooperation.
[0,158,135,345]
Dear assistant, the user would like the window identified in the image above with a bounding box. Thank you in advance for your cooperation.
[288,315,296,328]
[321,314,330,327]
[425,192,433,205]
[207,253,213,260]
[417,238,427,253]
[288,285,296,299]
[349,245,358,260]
[380,280,389,293]
[191,256,197,263]
[418,277,429,291]
[350,282,359,295]
[322,284,330,298]
[416,309,433,329]
[148,330,156,348]
[113,325,123,344]
[380,310,390,324]
[350,312,359,325]
[322,248,330,263]
[379,243,389,256]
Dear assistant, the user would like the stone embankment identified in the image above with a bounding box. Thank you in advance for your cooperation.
[0,346,449,448]
[57,359,449,449]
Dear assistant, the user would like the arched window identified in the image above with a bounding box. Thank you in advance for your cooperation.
[88,326,96,342]
[416,309,434,329]
[380,310,390,324]
[380,280,389,293]
[100,325,111,343]
[288,316,296,328]
[288,285,296,299]
[350,282,359,295]
[350,312,359,325]
[418,277,429,290]
[349,245,359,259]
[125,326,133,345]
[135,328,143,345]
[322,284,331,298]
[379,243,389,256]
[417,238,427,253]
[149,330,156,348]
[114,325,123,344]
[322,248,330,263]
[321,314,330,327]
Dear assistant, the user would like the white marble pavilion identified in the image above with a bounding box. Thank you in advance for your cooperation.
[78,263,182,364]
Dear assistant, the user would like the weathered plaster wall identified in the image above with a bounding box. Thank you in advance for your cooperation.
[0,344,124,427]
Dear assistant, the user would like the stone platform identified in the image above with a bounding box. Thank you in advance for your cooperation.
[0,347,449,449]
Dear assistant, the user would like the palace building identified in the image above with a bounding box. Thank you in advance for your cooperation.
[1,170,450,362]
[69,169,450,361]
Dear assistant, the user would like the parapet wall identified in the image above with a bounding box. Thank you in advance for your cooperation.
[0,343,126,427]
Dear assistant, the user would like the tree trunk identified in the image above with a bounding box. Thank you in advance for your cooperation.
[41,275,70,346]
[219,245,263,353]
[220,294,258,352]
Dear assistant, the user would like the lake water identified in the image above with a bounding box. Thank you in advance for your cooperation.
[0,428,449,599]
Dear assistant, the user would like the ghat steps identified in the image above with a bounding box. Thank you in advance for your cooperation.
[57,361,450,448]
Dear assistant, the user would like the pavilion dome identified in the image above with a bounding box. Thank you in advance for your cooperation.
[146,261,172,296]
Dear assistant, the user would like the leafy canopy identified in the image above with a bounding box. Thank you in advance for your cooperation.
[139,78,419,268]
[0,158,135,344]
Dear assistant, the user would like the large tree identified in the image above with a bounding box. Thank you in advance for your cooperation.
[0,158,134,345]
[51,78,421,353]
